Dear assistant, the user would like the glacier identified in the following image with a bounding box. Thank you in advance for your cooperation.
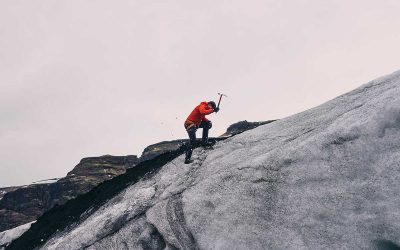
[8,70,400,249]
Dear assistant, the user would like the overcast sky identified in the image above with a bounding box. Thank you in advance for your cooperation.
[1,0,400,187]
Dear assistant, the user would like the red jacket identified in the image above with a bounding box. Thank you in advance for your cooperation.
[185,102,214,126]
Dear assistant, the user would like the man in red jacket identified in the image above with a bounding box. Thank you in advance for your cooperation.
[184,101,219,164]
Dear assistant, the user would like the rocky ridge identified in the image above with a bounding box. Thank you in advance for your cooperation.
[0,188,20,201]
[220,120,276,137]
[0,155,139,232]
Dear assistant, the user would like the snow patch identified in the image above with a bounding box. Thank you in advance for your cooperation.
[31,178,60,185]
[0,221,35,249]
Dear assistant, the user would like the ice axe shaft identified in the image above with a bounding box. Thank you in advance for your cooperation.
[217,93,227,108]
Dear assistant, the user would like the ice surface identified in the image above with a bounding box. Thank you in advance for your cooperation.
[0,221,34,249]
[41,70,400,249]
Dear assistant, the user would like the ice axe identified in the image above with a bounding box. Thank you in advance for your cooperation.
[217,92,227,109]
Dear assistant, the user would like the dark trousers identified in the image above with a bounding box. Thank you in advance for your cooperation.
[185,121,212,160]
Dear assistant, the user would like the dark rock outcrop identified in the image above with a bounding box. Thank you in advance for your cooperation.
[140,140,187,162]
[220,120,276,137]
[0,187,21,201]
[0,155,139,232]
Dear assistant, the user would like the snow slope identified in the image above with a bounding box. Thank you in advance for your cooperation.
[0,222,34,249]
[21,71,400,249]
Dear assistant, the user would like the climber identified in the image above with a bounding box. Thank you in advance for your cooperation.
[184,101,219,164]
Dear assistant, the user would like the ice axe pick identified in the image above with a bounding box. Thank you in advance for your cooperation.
[217,92,227,109]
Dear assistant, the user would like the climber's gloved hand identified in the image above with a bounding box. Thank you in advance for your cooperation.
[214,107,220,113]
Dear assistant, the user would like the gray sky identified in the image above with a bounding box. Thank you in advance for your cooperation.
[1,0,400,187]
